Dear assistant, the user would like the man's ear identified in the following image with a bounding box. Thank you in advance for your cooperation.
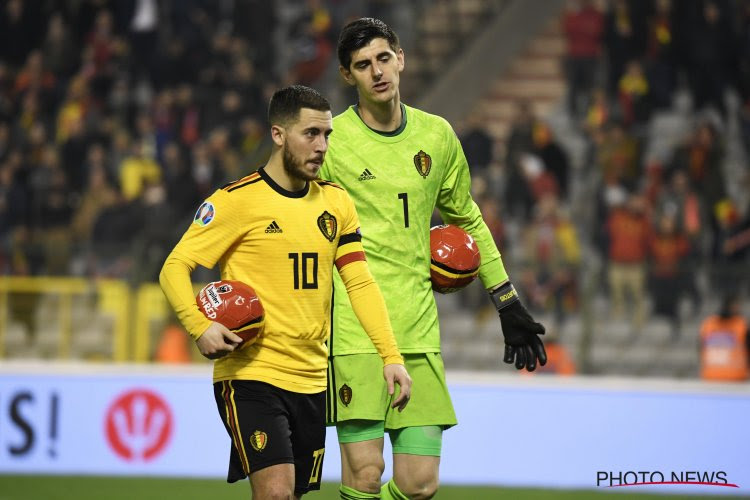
[339,66,355,86]
[270,124,285,147]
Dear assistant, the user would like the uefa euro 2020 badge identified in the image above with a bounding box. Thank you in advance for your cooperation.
[194,201,215,227]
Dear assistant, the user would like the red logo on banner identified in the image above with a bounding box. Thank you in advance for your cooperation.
[105,389,173,461]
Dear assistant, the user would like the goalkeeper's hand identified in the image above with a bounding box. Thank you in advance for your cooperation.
[490,282,547,372]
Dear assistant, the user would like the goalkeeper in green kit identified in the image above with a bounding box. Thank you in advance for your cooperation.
[321,18,547,500]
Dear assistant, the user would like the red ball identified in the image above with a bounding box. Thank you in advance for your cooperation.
[429,224,481,294]
[196,280,265,347]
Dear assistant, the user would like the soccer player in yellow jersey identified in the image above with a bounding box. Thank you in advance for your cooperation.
[320,19,546,500]
[159,85,412,499]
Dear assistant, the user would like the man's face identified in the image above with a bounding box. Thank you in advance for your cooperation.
[279,108,332,181]
[341,38,404,105]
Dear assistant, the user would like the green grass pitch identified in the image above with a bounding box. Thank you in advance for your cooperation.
[0,476,746,499]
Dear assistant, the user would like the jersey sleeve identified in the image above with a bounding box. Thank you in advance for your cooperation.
[158,190,243,340]
[338,260,403,365]
[436,123,509,288]
[170,189,243,269]
[334,190,366,271]
[159,252,212,340]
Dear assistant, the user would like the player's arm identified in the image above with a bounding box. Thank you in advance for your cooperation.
[159,252,242,359]
[335,229,412,410]
[437,123,546,371]
[158,191,243,359]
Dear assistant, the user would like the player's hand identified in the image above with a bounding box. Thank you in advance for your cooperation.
[195,322,242,360]
[383,363,412,412]
[490,282,547,372]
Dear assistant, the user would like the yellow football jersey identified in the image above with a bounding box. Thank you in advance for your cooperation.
[168,167,370,393]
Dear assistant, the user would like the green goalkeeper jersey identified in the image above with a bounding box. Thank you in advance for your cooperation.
[321,104,508,355]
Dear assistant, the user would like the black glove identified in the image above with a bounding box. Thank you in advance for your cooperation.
[490,282,547,372]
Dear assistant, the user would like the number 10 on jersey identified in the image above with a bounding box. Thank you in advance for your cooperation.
[289,252,318,289]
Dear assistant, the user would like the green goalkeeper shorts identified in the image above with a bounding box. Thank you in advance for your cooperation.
[326,352,457,430]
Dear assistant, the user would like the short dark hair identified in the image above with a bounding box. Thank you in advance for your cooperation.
[337,18,400,70]
[268,85,330,126]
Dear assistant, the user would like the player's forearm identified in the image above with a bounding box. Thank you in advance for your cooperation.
[159,251,212,340]
[338,260,404,365]
[445,214,509,289]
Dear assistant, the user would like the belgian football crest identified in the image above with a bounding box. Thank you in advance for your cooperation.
[339,384,352,406]
[317,211,337,242]
[414,150,432,178]
[250,430,267,452]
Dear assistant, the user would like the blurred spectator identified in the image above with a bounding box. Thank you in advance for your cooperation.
[686,1,735,118]
[59,111,90,195]
[155,318,192,364]
[14,50,56,104]
[617,59,651,127]
[0,121,10,162]
[232,0,276,75]
[174,84,201,148]
[41,13,79,82]
[0,0,42,69]
[71,160,119,262]
[504,100,536,219]
[666,122,725,225]
[655,169,703,242]
[644,0,677,110]
[583,86,611,137]
[699,293,749,382]
[125,0,160,85]
[520,194,581,329]
[532,121,570,200]
[519,153,559,204]
[190,140,223,199]
[604,0,647,97]
[710,199,750,296]
[460,114,494,178]
[0,159,29,273]
[84,9,127,103]
[562,0,604,119]
[130,181,181,283]
[606,192,651,335]
[596,121,640,190]
[119,139,161,201]
[655,168,703,309]
[288,0,333,85]
[28,147,75,274]
[648,212,689,339]
[0,63,13,121]
[162,142,200,216]
[237,116,272,169]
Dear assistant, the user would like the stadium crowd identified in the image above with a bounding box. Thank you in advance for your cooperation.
[0,0,749,371]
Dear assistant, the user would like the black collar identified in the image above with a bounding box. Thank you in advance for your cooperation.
[258,166,309,198]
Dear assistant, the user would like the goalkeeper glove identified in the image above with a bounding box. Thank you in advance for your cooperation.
[490,282,547,372]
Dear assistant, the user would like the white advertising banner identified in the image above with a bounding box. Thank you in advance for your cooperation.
[0,363,748,495]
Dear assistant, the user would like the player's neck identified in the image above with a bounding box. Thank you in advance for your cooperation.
[357,95,402,133]
[264,157,307,192]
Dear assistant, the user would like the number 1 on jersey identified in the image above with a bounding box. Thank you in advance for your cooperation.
[398,192,409,228]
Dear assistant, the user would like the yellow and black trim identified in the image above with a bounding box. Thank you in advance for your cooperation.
[222,172,262,192]
[314,179,344,190]
[221,381,251,475]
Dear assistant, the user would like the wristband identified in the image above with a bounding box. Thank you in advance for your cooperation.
[489,282,519,311]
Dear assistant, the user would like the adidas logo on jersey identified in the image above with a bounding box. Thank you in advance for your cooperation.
[358,168,376,181]
[265,221,283,233]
